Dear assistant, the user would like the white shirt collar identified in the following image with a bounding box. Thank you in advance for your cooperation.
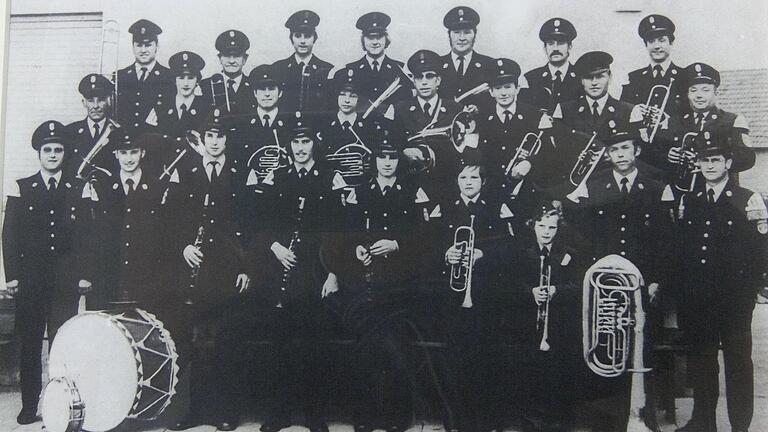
[418,95,439,112]
[40,170,62,189]
[294,160,315,174]
[460,194,480,206]
[377,176,396,191]
[135,61,157,77]
[650,59,672,76]
[366,54,384,69]
[86,118,106,137]
[175,94,195,113]
[496,102,517,122]
[537,242,552,253]
[586,93,609,115]
[337,111,357,125]
[451,51,473,74]
[257,107,279,125]
[221,73,243,91]
[613,168,638,192]
[707,177,729,202]
[295,54,314,66]
[548,62,569,79]
[120,169,142,192]
[203,154,226,178]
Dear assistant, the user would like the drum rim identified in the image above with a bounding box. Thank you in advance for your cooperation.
[42,375,85,432]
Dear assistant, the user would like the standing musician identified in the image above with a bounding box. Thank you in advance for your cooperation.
[200,30,254,113]
[115,19,174,133]
[254,121,347,432]
[476,57,553,234]
[519,18,582,114]
[166,109,252,431]
[78,133,169,310]
[323,140,422,432]
[427,155,508,432]
[437,6,495,110]
[671,135,767,432]
[3,121,86,425]
[272,10,334,114]
[155,50,211,175]
[344,12,413,119]
[666,63,755,186]
[485,201,581,432]
[66,73,120,178]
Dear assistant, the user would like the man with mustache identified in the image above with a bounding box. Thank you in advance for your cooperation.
[115,19,173,134]
[66,73,121,178]
[200,30,254,113]
[519,18,582,115]
[272,10,334,114]
[343,12,413,119]
[437,6,495,111]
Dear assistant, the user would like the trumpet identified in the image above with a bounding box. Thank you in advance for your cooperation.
[504,130,544,177]
[99,20,120,119]
[537,255,552,352]
[583,255,655,432]
[76,118,120,180]
[450,214,475,309]
[674,132,700,192]
[642,78,675,143]
[566,131,602,202]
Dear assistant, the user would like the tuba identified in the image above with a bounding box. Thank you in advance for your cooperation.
[583,255,656,432]
[674,132,700,192]
[450,214,475,308]
[642,78,675,143]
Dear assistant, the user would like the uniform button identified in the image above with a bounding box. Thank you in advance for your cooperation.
[701,259,706,264]
[705,221,711,225]
[136,92,141,96]
[134,123,139,127]
[125,224,130,229]
[127,208,131,213]
[209,239,213,243]
[704,233,709,238]
[383,213,388,217]
[28,206,33,211]
[210,219,215,224]
[502,146,506,150]
[620,239,625,244]
[50,246,55,251]
[384,227,388,230]
[620,227,626,232]
[135,112,140,116]
[50,221,55,226]
[124,260,129,265]
[701,246,707,251]
[49,210,55,215]
[135,102,140,106]
[620,251,626,256]
[620,214,626,219]
[125,242,130,247]
[50,233,55,238]
[281,287,285,291]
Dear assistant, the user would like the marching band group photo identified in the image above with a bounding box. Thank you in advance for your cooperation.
[2,2,767,432]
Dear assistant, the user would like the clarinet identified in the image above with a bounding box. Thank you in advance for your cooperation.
[278,196,306,307]
[187,194,210,305]
[363,216,374,299]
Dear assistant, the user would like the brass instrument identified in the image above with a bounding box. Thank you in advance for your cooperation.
[455,82,489,104]
[325,125,373,186]
[406,111,477,150]
[76,118,120,180]
[643,78,675,143]
[246,129,291,181]
[450,214,475,309]
[505,130,544,177]
[566,131,602,203]
[362,77,402,119]
[99,20,120,119]
[537,255,552,352]
[209,73,232,111]
[583,255,655,432]
[674,132,700,192]
[187,194,210,305]
[279,196,306,308]
[160,130,207,180]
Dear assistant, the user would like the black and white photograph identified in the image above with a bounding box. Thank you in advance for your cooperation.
[0,1,767,431]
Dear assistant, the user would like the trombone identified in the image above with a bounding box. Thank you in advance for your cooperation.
[642,78,675,143]
[450,214,475,309]
[99,20,120,119]
[537,255,552,352]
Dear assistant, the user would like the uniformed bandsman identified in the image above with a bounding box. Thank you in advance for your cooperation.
[666,63,755,186]
[344,12,413,119]
[167,109,252,432]
[156,50,211,176]
[115,19,173,133]
[438,6,495,110]
[272,10,334,114]
[519,18,582,114]
[671,134,767,432]
[200,30,253,113]
[3,121,85,425]
[66,73,120,178]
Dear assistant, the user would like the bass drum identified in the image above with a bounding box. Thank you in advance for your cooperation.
[44,308,178,432]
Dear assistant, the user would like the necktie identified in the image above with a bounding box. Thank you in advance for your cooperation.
[342,121,351,131]
[467,200,478,215]
[139,67,148,82]
[708,188,716,204]
[540,247,550,265]
[298,168,307,179]
[227,79,236,95]
[372,59,379,72]
[592,101,600,122]
[423,102,432,117]
[620,177,629,195]
[503,110,512,125]
[125,178,135,195]
[457,55,465,77]
[695,113,706,131]
[263,114,270,128]
[382,185,391,196]
[93,123,100,139]
[208,161,219,183]
[48,177,57,192]
[554,70,562,83]
[179,103,188,119]
[653,65,663,79]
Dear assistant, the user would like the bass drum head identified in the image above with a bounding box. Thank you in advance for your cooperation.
[42,377,84,432]
[49,312,138,432]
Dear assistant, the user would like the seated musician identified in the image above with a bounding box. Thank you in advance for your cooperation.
[484,200,581,432]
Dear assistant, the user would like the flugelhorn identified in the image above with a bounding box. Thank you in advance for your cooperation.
[582,254,655,432]
[537,255,552,352]
[76,119,120,180]
[674,132,700,192]
[505,131,543,177]
[566,131,601,203]
[643,78,675,143]
[99,20,120,119]
[450,214,475,309]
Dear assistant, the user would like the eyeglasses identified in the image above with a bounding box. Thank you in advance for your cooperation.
[414,72,439,80]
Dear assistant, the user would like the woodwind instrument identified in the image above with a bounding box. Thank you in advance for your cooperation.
[278,196,306,308]
[187,193,210,305]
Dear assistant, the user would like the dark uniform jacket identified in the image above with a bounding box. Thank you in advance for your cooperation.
[673,178,767,315]
[519,63,582,114]
[438,51,495,110]
[344,55,414,113]
[232,109,294,175]
[255,163,345,307]
[65,118,121,178]
[272,54,334,114]
[82,172,169,308]
[155,95,212,168]
[620,62,686,116]
[318,112,389,186]
[115,62,174,133]
[199,72,254,113]
[166,156,251,309]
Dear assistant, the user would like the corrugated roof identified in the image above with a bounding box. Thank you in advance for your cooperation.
[719,69,768,148]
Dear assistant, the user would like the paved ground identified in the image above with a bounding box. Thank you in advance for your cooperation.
[1,305,766,432]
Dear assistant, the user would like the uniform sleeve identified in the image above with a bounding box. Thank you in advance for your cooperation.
[2,182,22,282]
[730,113,755,171]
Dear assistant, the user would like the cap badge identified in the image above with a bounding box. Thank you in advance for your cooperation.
[554,19,560,26]
[140,27,146,34]
[497,59,503,66]
[229,31,234,37]
[348,69,354,77]
[373,22,377,27]
[49,122,55,131]
[214,108,220,116]
[90,75,96,83]
[458,8,464,16]
[704,131,711,139]
[649,16,655,24]
[609,120,616,128]
[695,64,702,72]
[183,53,188,61]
